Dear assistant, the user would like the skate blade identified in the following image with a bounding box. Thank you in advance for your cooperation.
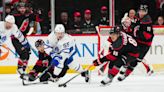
[22,79,48,86]
[100,82,111,87]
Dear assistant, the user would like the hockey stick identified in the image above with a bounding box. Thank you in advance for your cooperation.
[22,64,53,86]
[22,80,49,86]
[58,62,107,87]
[95,26,110,76]
[0,45,19,58]
[28,43,39,57]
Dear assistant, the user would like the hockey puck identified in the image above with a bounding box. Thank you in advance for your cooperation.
[63,84,67,87]
[58,84,67,87]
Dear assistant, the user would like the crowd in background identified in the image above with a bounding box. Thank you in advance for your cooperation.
[0,0,164,35]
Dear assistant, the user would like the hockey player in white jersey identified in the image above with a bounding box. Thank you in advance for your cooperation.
[47,24,89,82]
[0,15,30,78]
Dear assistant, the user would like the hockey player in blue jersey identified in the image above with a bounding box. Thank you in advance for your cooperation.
[47,24,89,82]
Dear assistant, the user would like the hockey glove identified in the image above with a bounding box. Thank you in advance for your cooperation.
[51,55,63,67]
[22,42,30,49]
[93,56,109,66]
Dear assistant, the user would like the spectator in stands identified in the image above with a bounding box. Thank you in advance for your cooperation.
[5,5,12,15]
[82,9,96,34]
[59,11,72,32]
[156,16,164,26]
[128,9,136,23]
[47,10,51,32]
[71,12,82,34]
[13,0,28,8]
[34,8,49,34]
[98,6,109,26]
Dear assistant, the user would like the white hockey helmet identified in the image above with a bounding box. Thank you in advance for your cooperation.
[121,13,129,23]
[54,24,65,33]
[5,15,15,24]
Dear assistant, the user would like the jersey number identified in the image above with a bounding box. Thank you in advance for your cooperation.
[128,37,137,47]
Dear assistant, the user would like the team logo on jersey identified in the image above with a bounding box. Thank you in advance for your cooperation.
[0,36,7,43]
[54,47,59,53]
[63,42,69,48]
[20,19,29,32]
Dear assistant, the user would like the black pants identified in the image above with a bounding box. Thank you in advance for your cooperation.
[137,44,151,61]
[11,38,30,60]
[31,65,54,82]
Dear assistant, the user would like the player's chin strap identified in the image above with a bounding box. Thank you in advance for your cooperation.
[58,62,107,87]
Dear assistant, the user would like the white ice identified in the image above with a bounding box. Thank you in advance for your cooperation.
[0,74,164,92]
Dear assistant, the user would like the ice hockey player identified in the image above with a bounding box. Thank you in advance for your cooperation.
[0,15,30,78]
[47,24,89,82]
[23,39,54,83]
[118,5,154,81]
[93,26,139,85]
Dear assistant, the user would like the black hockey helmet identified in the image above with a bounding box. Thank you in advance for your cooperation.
[109,25,122,34]
[17,2,26,7]
[35,39,45,48]
[139,5,148,13]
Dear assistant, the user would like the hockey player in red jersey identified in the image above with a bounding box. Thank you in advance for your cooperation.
[24,39,54,82]
[23,39,69,83]
[118,5,154,81]
[93,26,139,85]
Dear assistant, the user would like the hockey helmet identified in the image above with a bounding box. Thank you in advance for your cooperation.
[54,24,65,33]
[5,15,15,24]
[139,5,148,13]
[35,39,45,48]
[109,25,122,34]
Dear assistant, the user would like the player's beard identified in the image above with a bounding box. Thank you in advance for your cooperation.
[5,22,13,30]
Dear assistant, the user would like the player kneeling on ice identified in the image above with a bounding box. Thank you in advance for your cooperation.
[93,26,139,86]
[23,39,55,83]
[0,15,30,78]
[47,24,89,82]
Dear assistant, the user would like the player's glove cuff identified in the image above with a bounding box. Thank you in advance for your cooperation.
[22,42,30,49]
[93,56,108,66]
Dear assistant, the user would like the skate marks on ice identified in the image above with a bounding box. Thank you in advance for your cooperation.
[0,74,164,92]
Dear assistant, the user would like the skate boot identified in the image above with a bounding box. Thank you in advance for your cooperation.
[147,65,154,76]
[101,76,113,86]
[81,70,90,83]
[17,60,28,79]
[118,73,127,81]
[17,67,25,79]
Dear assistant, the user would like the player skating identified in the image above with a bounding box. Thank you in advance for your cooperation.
[47,24,90,83]
[93,26,139,86]
[0,15,30,78]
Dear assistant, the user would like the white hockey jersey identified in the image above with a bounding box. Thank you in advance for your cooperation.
[0,21,28,46]
[47,31,76,65]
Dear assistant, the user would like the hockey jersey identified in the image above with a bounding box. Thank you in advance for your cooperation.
[0,21,28,46]
[107,31,139,59]
[47,32,76,66]
[124,15,154,46]
[13,13,35,35]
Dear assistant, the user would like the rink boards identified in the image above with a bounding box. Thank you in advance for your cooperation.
[0,27,164,74]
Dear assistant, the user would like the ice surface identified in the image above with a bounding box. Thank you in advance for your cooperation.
[0,74,164,92]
